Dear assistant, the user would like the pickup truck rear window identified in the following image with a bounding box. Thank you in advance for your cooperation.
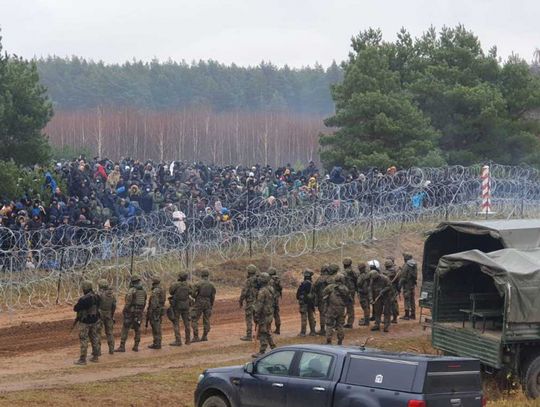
[345,355,418,392]
[424,371,481,394]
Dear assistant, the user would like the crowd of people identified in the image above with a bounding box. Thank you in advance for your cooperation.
[74,253,418,364]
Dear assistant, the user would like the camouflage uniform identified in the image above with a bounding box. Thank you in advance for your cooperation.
[147,276,165,349]
[369,268,392,332]
[268,268,282,335]
[116,275,147,352]
[296,270,316,336]
[239,265,259,341]
[356,263,371,326]
[191,269,216,342]
[97,279,116,355]
[326,263,341,285]
[252,273,276,357]
[383,259,400,323]
[73,280,101,365]
[313,265,329,335]
[342,258,358,328]
[323,275,350,345]
[400,253,417,320]
[168,272,192,346]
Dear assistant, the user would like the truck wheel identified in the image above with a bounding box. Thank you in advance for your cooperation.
[202,395,229,407]
[524,356,540,398]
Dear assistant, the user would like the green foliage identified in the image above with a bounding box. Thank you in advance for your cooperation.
[36,57,343,115]
[51,144,93,161]
[322,25,540,169]
[0,31,53,166]
[0,160,23,199]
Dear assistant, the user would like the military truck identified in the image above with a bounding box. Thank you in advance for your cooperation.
[431,248,540,398]
[420,219,540,310]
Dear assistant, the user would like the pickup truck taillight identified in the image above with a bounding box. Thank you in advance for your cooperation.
[408,401,426,407]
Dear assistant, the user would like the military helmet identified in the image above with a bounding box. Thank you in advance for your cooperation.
[358,262,367,272]
[367,259,380,271]
[334,274,345,284]
[303,269,314,278]
[403,252,413,261]
[259,272,271,285]
[151,275,161,284]
[246,264,258,275]
[384,259,394,268]
[98,279,109,289]
[328,263,340,274]
[81,280,93,292]
[130,274,141,283]
[267,267,277,276]
[343,257,352,267]
[178,271,188,281]
[201,269,210,278]
[320,264,329,274]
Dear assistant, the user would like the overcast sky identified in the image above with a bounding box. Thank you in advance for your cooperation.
[0,0,538,67]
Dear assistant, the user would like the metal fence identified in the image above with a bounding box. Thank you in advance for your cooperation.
[1,163,539,311]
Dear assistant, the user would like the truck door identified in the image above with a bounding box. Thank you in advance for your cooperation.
[240,350,296,407]
[286,351,334,407]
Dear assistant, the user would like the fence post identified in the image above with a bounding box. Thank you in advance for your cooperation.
[246,190,252,258]
[311,201,317,252]
[55,249,65,305]
[370,191,375,241]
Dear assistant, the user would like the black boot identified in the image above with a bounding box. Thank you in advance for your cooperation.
[371,325,380,332]
[115,343,126,353]
[401,311,410,321]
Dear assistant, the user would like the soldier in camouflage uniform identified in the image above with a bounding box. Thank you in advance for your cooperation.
[252,272,276,358]
[191,269,216,342]
[383,258,400,323]
[147,276,165,349]
[116,274,147,352]
[296,269,317,337]
[327,263,340,284]
[356,262,371,326]
[313,264,329,335]
[368,261,392,332]
[400,253,417,320]
[96,279,116,355]
[268,268,282,335]
[323,274,349,345]
[239,264,259,341]
[73,280,101,365]
[342,258,358,328]
[168,271,192,346]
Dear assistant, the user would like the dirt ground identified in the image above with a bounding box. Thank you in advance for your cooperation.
[0,232,535,406]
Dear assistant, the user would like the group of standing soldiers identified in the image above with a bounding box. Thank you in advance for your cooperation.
[73,270,216,365]
[239,265,283,358]
[296,253,418,344]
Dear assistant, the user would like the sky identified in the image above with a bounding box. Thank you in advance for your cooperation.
[0,0,538,67]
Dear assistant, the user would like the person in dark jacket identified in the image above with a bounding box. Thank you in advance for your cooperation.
[73,280,101,365]
[296,269,316,337]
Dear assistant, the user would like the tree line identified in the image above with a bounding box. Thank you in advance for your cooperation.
[322,26,540,169]
[36,57,342,115]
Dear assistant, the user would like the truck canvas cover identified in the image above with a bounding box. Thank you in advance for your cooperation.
[433,220,540,249]
[437,248,540,323]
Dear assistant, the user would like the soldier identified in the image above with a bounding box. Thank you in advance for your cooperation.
[296,269,317,337]
[342,258,358,328]
[252,272,276,358]
[356,262,371,326]
[327,263,340,284]
[239,264,259,341]
[400,253,418,320]
[168,271,192,346]
[96,279,116,356]
[383,258,400,323]
[116,274,147,352]
[147,275,165,349]
[191,269,216,342]
[268,267,282,335]
[368,260,392,332]
[313,264,329,335]
[73,280,100,365]
[323,274,349,345]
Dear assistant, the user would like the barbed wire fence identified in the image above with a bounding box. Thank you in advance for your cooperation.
[1,163,539,311]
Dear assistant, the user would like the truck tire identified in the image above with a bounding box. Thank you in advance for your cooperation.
[202,395,229,407]
[524,355,540,398]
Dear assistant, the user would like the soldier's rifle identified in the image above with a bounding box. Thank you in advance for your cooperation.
[370,270,402,305]
[145,311,150,334]
[70,315,79,333]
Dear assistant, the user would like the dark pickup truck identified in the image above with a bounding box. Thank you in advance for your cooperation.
[195,344,485,407]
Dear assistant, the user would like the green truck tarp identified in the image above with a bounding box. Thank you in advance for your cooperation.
[437,248,540,323]
[432,219,540,249]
